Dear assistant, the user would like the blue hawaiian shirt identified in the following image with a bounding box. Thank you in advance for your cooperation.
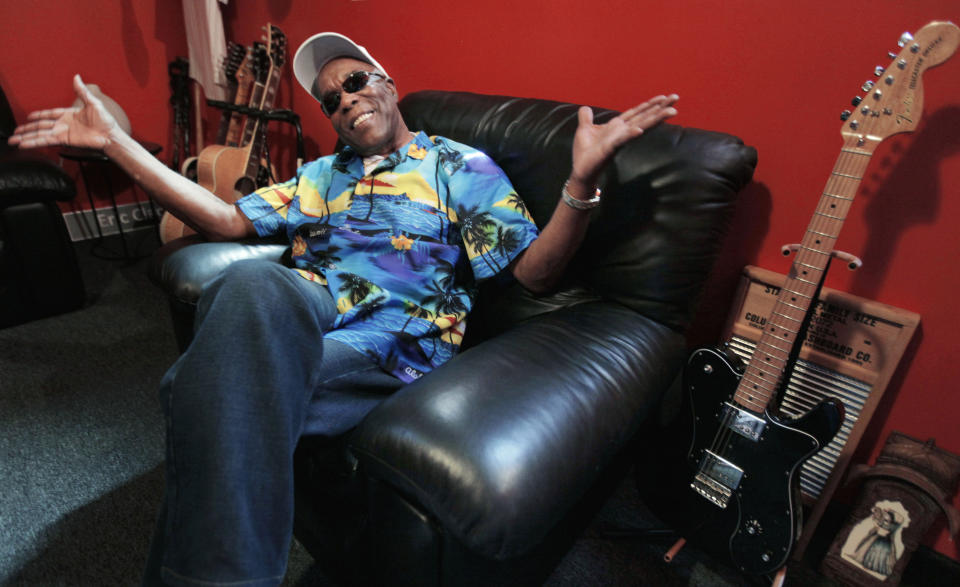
[235,132,539,383]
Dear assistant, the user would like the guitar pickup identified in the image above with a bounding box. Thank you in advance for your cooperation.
[722,402,766,442]
[692,450,744,509]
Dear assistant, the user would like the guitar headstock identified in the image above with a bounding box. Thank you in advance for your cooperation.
[234,46,253,86]
[840,21,959,149]
[252,41,270,84]
[264,23,287,69]
[223,42,246,83]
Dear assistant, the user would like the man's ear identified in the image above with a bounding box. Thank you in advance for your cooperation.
[385,77,398,97]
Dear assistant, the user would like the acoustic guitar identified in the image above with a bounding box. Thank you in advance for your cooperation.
[671,21,959,576]
[179,42,249,180]
[160,24,287,243]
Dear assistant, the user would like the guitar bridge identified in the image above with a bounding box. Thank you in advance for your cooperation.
[692,450,744,509]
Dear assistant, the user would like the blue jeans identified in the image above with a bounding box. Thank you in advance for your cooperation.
[143,259,402,586]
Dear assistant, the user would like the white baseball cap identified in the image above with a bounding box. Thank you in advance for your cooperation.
[293,32,388,101]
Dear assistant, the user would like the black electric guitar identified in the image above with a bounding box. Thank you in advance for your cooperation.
[676,21,959,575]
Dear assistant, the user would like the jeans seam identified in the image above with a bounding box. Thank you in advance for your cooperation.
[161,565,285,586]
[316,361,383,388]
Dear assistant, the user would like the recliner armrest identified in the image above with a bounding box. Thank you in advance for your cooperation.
[348,301,685,561]
[149,235,288,306]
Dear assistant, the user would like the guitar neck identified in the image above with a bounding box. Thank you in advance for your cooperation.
[732,139,873,412]
[224,80,254,147]
[240,69,281,179]
[239,80,267,148]
[214,80,240,145]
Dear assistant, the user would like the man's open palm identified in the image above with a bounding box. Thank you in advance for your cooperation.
[571,94,679,184]
[8,74,118,151]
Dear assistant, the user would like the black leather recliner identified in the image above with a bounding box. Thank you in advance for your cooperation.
[0,84,84,328]
[149,90,757,585]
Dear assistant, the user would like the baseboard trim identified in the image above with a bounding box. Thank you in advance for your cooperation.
[63,202,162,241]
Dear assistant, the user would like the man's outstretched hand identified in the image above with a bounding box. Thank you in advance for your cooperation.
[8,74,120,151]
[570,94,679,188]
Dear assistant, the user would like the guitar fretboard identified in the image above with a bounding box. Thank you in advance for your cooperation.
[732,141,873,412]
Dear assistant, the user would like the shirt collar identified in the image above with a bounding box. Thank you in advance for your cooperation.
[334,131,433,176]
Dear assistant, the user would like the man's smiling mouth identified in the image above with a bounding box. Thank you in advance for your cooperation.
[351,111,374,130]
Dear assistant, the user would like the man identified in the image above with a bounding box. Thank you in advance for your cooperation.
[10,32,677,586]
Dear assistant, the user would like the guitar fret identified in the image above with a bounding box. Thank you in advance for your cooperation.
[823,192,855,201]
[740,375,777,396]
[807,229,836,238]
[734,395,767,412]
[768,319,799,332]
[759,339,791,353]
[779,300,807,311]
[782,288,813,300]
[755,353,788,365]
[831,171,863,180]
[814,211,846,221]
[800,246,831,256]
[840,148,872,157]
[795,261,823,271]
[795,276,819,286]
[772,311,803,323]
[741,376,777,395]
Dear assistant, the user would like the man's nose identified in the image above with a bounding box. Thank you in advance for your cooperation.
[339,94,359,114]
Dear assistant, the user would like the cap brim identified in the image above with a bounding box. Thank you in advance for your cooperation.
[293,32,388,101]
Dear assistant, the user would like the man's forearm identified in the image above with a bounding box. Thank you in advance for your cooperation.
[104,131,254,241]
[510,176,596,294]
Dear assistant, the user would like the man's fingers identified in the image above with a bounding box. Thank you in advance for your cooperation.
[73,74,96,106]
[577,105,594,128]
[26,107,72,122]
[14,119,55,137]
[621,94,679,121]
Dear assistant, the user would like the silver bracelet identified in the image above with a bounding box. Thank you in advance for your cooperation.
[561,180,602,210]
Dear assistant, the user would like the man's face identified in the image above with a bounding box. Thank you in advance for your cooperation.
[315,57,408,157]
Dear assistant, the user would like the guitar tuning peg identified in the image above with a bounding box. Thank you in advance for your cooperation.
[861,80,875,91]
[841,110,852,121]
[888,51,898,60]
[851,96,863,106]
[898,31,914,47]
[874,65,885,76]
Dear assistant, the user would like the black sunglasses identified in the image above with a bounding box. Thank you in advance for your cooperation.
[318,70,387,117]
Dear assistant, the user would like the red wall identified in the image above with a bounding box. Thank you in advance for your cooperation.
[3,0,959,560]
[0,0,186,223]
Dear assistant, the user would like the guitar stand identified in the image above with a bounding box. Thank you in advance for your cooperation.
[663,535,787,586]
[780,243,863,271]
[205,99,306,169]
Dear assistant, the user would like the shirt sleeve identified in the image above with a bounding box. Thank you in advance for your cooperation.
[235,176,299,238]
[444,142,540,282]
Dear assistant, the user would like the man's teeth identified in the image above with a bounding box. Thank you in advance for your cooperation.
[352,112,374,129]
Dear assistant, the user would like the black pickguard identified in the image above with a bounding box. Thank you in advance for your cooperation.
[678,346,844,575]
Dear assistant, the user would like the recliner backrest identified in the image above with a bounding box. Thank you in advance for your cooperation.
[398,90,757,336]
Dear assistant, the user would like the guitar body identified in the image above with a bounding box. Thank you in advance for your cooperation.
[195,143,258,201]
[679,347,844,575]
[159,144,258,243]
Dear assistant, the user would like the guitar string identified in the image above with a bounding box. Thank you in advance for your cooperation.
[704,147,867,471]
